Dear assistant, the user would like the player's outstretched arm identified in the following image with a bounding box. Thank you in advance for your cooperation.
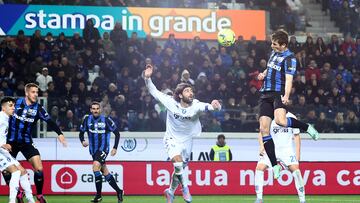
[143,64,175,110]
[39,105,67,147]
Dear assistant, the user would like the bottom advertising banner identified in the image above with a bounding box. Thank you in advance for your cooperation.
[0,161,359,195]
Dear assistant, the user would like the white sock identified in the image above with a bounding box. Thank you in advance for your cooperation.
[173,162,188,188]
[20,174,35,203]
[9,170,21,203]
[169,171,180,194]
[255,170,264,200]
[292,169,306,202]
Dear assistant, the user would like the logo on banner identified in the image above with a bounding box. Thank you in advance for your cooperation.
[55,167,77,189]
[121,138,137,152]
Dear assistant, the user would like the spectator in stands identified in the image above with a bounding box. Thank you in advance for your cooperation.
[302,36,316,56]
[71,32,85,51]
[60,110,79,131]
[164,33,181,53]
[334,112,346,133]
[316,37,327,53]
[345,110,359,132]
[288,36,301,54]
[305,60,321,81]
[315,112,334,133]
[83,19,100,50]
[36,67,53,92]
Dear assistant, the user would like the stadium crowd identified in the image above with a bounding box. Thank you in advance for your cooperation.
[0,1,359,134]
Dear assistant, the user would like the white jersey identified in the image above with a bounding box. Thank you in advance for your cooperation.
[145,78,215,142]
[0,111,9,146]
[270,112,300,150]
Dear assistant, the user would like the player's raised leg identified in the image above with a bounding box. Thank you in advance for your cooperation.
[274,108,319,140]
[289,164,306,203]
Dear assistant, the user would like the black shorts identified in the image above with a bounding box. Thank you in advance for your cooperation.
[9,143,40,161]
[259,91,287,119]
[92,151,108,165]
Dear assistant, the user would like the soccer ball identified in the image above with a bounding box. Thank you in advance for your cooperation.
[217,28,236,47]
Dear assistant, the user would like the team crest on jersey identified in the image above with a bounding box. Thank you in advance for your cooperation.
[181,109,186,114]
[95,122,106,128]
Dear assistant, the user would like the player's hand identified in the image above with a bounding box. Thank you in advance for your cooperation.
[211,100,221,110]
[111,148,117,156]
[82,141,89,147]
[259,145,265,156]
[257,72,265,80]
[143,64,153,78]
[58,134,68,147]
[1,144,12,152]
[281,95,290,105]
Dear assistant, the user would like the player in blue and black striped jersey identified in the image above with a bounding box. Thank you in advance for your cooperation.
[79,101,123,203]
[257,30,319,180]
[2,83,67,203]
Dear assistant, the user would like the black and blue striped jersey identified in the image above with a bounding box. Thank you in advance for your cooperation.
[260,49,297,94]
[79,115,120,155]
[7,98,51,144]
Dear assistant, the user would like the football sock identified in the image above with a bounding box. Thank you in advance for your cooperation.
[169,171,180,194]
[254,170,264,200]
[263,135,277,166]
[9,170,21,203]
[20,173,34,201]
[105,174,122,194]
[293,169,306,202]
[94,171,102,196]
[2,171,11,185]
[173,162,188,188]
[286,117,309,131]
[34,171,44,195]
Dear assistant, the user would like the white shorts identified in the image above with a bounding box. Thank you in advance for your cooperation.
[0,148,20,171]
[258,147,299,169]
[163,136,193,161]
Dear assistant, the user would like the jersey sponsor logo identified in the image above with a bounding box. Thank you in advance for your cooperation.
[272,126,291,134]
[121,138,137,152]
[14,114,35,122]
[268,61,281,71]
[88,129,106,134]
[173,113,191,120]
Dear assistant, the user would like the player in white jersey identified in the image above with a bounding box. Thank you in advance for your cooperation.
[0,97,35,203]
[254,112,305,203]
[143,64,221,203]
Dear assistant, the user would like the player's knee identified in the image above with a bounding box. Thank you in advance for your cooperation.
[173,162,184,175]
[274,117,287,127]
[259,125,270,135]
[19,167,27,176]
[34,166,43,172]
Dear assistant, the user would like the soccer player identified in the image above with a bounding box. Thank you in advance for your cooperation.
[254,112,306,203]
[257,30,319,179]
[0,97,35,203]
[79,101,123,203]
[143,64,221,203]
[2,83,67,203]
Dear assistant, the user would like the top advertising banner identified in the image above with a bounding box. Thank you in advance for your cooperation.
[0,4,266,40]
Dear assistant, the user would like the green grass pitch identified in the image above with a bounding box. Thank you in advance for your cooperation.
[1,195,360,203]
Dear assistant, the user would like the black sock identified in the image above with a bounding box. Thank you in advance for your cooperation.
[263,135,277,166]
[2,171,11,185]
[105,174,122,193]
[94,171,102,196]
[287,117,309,131]
[34,171,44,195]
